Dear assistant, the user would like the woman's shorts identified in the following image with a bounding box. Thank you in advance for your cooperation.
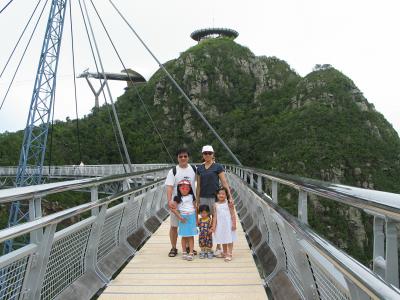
[200,197,215,211]
[178,213,198,237]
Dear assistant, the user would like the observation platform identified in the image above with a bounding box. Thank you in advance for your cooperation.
[100,215,266,299]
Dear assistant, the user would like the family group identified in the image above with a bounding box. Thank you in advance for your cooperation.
[165,146,237,262]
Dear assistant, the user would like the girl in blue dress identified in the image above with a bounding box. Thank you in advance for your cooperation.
[171,179,198,261]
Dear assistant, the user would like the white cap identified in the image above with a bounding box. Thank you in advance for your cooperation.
[202,145,214,153]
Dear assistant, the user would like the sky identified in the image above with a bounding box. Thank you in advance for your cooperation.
[0,0,399,136]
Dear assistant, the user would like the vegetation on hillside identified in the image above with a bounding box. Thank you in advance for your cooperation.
[1,37,400,265]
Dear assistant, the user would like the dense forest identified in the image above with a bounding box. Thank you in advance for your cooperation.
[1,37,400,264]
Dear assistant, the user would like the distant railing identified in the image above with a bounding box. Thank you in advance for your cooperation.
[226,165,400,299]
[0,164,171,178]
[0,167,170,299]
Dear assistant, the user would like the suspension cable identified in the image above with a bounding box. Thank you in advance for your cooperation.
[77,0,127,172]
[0,0,42,79]
[108,0,242,165]
[89,0,174,164]
[81,0,134,172]
[0,0,49,111]
[0,0,15,14]
[68,0,82,163]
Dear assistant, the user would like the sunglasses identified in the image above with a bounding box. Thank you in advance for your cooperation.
[202,152,213,155]
[178,155,188,158]
[178,185,191,189]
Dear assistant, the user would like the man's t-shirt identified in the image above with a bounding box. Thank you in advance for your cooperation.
[165,165,196,197]
[196,163,224,197]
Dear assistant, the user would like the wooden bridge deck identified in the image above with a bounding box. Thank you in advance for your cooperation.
[99,215,267,299]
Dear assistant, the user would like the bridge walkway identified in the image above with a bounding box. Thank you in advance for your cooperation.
[99,215,267,299]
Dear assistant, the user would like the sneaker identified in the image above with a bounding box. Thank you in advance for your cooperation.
[199,251,206,259]
[207,251,214,259]
[214,249,222,257]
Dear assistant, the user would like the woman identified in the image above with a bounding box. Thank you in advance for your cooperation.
[196,145,233,256]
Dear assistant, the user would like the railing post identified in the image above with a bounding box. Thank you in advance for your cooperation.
[385,219,399,287]
[85,204,108,283]
[250,172,254,188]
[373,216,385,278]
[257,175,262,193]
[91,186,99,216]
[29,197,43,243]
[298,190,308,224]
[272,181,278,204]
[22,224,57,299]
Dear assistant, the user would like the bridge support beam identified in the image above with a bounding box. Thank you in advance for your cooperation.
[385,219,399,287]
[298,190,308,224]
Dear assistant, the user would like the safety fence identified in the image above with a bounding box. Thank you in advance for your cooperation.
[227,166,400,299]
[0,164,170,178]
[0,167,170,300]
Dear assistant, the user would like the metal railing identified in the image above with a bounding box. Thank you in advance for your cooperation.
[0,167,170,299]
[0,164,170,178]
[226,165,400,299]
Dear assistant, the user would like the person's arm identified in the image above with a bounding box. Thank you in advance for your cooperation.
[229,205,237,231]
[171,208,186,223]
[196,174,201,209]
[166,185,177,210]
[210,204,217,233]
[218,171,233,204]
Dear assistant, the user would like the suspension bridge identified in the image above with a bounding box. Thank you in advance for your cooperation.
[1,0,400,299]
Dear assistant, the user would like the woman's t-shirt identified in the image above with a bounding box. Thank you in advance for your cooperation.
[196,163,224,197]
[178,194,195,214]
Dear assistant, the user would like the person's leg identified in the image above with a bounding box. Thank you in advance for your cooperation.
[188,237,194,254]
[169,213,178,250]
[227,243,233,256]
[222,244,228,257]
[181,237,188,258]
[170,226,178,248]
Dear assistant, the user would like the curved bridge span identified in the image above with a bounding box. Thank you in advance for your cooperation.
[0,164,399,299]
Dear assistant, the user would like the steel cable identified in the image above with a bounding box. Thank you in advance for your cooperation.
[0,0,42,79]
[69,0,82,164]
[77,0,127,172]
[108,0,242,165]
[0,0,49,110]
[89,0,174,164]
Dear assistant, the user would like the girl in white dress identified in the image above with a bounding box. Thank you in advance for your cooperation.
[210,187,237,261]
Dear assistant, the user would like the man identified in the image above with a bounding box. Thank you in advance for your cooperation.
[165,148,197,257]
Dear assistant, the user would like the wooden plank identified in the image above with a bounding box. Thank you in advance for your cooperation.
[99,215,267,299]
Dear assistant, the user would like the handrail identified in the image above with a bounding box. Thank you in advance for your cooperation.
[0,167,170,204]
[0,178,165,243]
[227,165,400,221]
[231,173,400,299]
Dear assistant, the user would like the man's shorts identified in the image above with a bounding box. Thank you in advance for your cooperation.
[170,212,178,227]
[200,197,215,211]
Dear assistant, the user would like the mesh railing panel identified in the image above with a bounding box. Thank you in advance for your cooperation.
[308,258,351,300]
[127,200,141,236]
[97,209,123,261]
[0,255,30,300]
[40,223,92,300]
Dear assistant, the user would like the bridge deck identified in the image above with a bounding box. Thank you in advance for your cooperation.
[99,215,267,299]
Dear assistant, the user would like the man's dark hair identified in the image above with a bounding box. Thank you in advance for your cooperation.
[176,148,190,156]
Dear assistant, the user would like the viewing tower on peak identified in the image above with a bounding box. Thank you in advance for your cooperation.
[190,27,239,43]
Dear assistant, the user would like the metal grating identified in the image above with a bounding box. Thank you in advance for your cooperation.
[0,256,30,300]
[309,258,351,300]
[127,200,141,236]
[40,223,92,300]
[275,222,305,297]
[97,209,123,261]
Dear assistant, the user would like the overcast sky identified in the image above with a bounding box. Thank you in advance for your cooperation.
[0,0,399,136]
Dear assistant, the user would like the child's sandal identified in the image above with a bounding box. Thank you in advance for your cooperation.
[186,253,194,261]
[224,254,232,262]
[215,253,225,258]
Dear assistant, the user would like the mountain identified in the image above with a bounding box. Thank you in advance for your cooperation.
[1,37,400,263]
